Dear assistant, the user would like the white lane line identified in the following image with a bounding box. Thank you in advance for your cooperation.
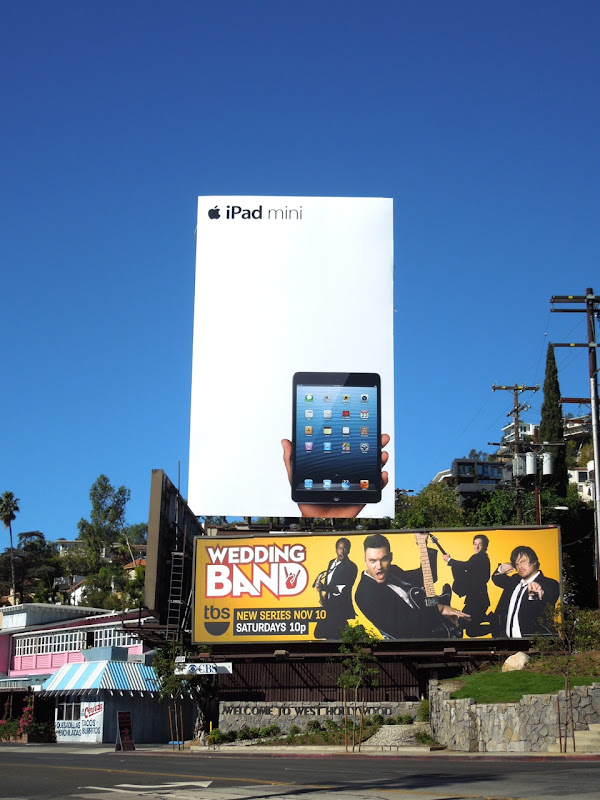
[117,782,212,788]
[80,781,211,793]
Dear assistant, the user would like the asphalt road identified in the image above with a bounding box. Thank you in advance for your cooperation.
[1,746,599,800]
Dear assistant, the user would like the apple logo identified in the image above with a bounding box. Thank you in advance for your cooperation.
[208,206,220,220]
[204,621,229,636]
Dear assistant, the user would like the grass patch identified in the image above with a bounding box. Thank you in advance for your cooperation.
[450,669,597,704]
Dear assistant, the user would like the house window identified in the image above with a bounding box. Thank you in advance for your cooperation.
[92,628,138,648]
[56,700,81,721]
[14,631,86,657]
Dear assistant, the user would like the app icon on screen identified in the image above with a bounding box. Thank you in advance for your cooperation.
[360,479,369,489]
[305,409,314,419]
[323,426,332,435]
[360,442,369,453]
[304,479,313,489]
[360,410,369,419]
[342,426,350,435]
[343,394,350,403]
[361,394,369,402]
[323,442,332,452]
[305,442,313,452]
[323,409,332,419]
[323,394,332,403]
[360,426,369,436]
[342,442,350,452]
[305,425,313,435]
[305,394,313,402]
[342,479,351,490]
[342,410,350,418]
[323,479,332,488]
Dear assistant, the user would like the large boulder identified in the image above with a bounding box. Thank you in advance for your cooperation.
[502,651,530,672]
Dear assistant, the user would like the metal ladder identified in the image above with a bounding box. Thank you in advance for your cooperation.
[166,552,184,631]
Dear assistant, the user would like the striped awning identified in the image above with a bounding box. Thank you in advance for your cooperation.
[39,661,160,696]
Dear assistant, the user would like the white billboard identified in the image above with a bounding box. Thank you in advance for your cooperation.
[189,196,394,519]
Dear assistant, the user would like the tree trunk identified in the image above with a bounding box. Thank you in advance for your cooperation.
[8,522,17,606]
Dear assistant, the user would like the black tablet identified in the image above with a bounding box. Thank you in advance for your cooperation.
[291,372,382,506]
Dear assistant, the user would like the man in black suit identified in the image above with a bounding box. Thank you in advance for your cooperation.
[442,534,491,637]
[354,533,469,640]
[491,545,560,637]
[314,537,358,639]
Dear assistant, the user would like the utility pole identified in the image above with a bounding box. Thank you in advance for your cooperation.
[550,288,600,608]
[492,384,540,523]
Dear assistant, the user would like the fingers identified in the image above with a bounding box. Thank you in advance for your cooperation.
[281,439,292,483]
[298,503,365,519]
[381,433,390,448]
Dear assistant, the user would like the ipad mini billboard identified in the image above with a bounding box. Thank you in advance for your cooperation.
[188,196,394,519]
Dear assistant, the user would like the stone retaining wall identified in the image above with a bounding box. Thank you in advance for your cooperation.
[429,679,600,752]
[217,701,419,734]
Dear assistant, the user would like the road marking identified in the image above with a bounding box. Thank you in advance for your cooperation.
[116,782,212,788]
[0,762,287,786]
[81,782,212,794]
[82,789,145,795]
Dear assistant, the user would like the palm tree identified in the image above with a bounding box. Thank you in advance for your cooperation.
[0,492,20,605]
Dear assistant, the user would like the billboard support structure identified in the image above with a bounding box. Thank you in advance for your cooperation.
[144,470,204,641]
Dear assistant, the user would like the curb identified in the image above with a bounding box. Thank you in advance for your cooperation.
[187,744,600,760]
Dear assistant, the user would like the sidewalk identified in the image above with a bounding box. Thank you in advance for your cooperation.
[5,741,599,760]
[189,741,600,760]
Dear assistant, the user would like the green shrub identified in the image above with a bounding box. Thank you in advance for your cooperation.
[400,714,414,725]
[207,729,223,745]
[237,727,250,740]
[247,727,260,739]
[324,718,340,732]
[285,724,301,743]
[259,725,280,738]
[0,718,19,741]
[371,713,384,725]
[414,730,436,745]
[26,721,55,737]
[417,699,430,722]
[306,719,322,732]
[383,715,397,725]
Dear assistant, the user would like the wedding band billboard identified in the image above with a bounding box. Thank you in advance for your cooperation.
[188,196,395,519]
[193,527,561,644]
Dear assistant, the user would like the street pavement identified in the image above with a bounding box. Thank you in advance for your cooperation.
[1,742,599,800]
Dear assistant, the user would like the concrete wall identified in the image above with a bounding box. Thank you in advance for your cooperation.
[430,679,600,752]
[217,701,420,733]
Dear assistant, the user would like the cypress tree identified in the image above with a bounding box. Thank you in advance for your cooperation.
[538,344,567,496]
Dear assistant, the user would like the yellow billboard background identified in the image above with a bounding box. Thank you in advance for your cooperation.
[193,528,561,644]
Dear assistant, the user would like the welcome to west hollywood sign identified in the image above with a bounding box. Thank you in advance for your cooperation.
[220,703,402,717]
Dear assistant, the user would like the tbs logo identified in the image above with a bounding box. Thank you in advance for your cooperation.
[203,604,230,636]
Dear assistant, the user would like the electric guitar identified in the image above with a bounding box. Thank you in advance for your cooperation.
[412,533,463,639]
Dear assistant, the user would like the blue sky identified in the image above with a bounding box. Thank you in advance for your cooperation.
[2,1,599,541]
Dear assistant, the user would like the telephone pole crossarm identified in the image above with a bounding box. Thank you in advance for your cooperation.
[491,384,540,524]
